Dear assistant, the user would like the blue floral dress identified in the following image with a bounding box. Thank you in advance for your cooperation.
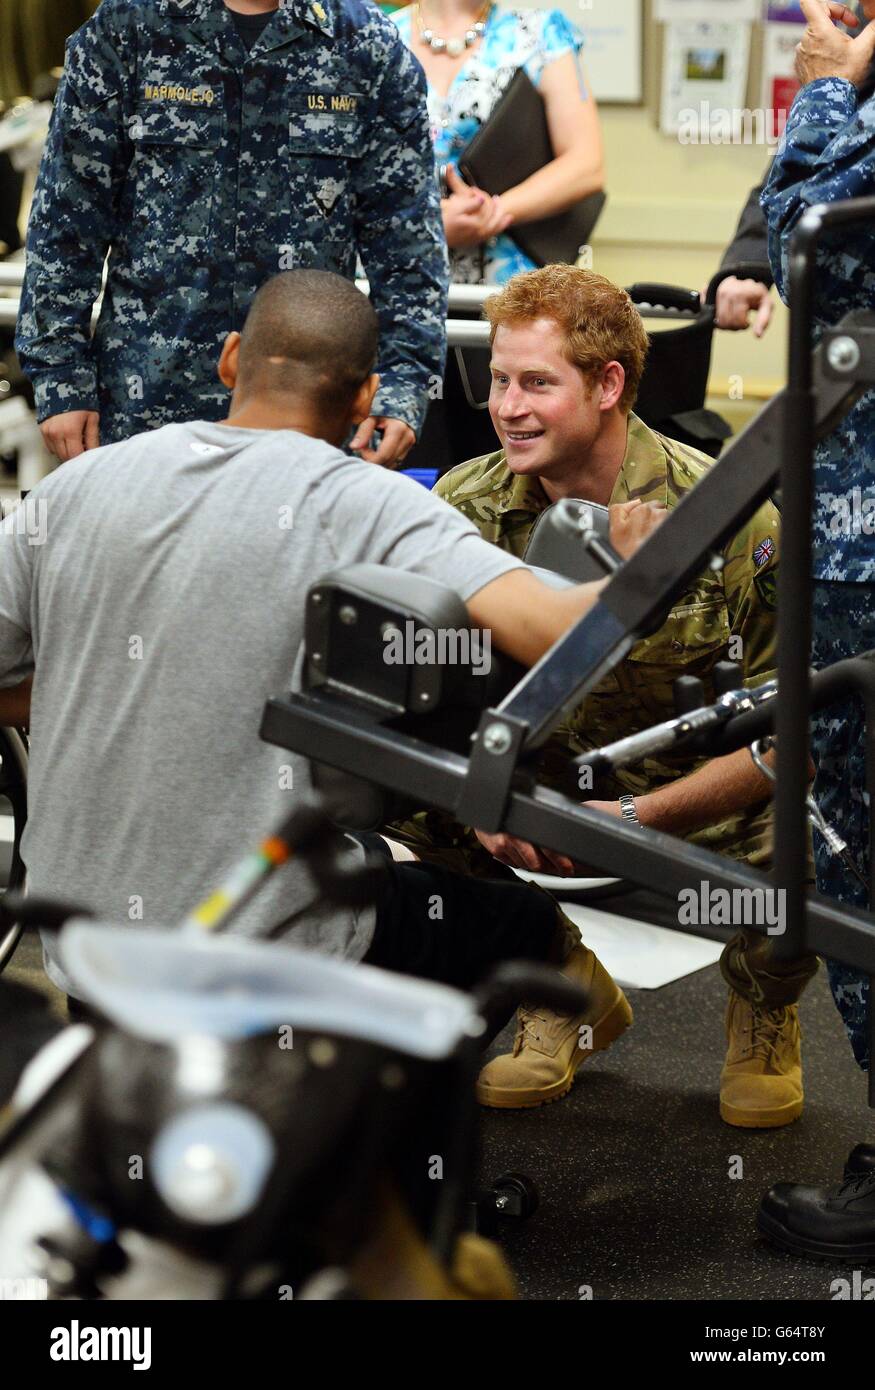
[391,5,586,284]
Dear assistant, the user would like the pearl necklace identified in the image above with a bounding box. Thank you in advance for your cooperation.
[415,1,491,58]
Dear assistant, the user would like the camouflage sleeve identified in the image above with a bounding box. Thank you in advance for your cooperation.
[432,469,458,504]
[15,0,134,423]
[722,500,781,690]
[761,78,874,317]
[353,36,448,436]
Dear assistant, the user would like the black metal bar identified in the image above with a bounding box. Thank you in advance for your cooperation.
[453,712,528,833]
[866,684,875,1108]
[260,686,875,976]
[704,656,875,757]
[774,210,819,965]
[775,200,875,975]
[496,604,634,746]
[509,785,875,976]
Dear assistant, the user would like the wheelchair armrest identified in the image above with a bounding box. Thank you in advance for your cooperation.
[625,283,704,318]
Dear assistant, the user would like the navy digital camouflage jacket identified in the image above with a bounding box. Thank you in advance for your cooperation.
[15,0,448,442]
[762,76,875,583]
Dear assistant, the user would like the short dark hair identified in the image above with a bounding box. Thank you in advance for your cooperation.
[237,270,379,411]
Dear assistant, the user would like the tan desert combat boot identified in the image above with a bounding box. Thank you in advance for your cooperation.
[720,990,803,1128]
[476,942,633,1108]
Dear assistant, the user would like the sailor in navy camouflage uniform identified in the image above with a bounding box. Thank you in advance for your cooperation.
[15,0,448,466]
[762,0,875,1076]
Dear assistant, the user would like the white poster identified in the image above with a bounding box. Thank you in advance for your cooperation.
[660,20,753,136]
[655,0,761,19]
[579,0,643,104]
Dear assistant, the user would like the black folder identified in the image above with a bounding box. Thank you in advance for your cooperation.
[458,67,606,268]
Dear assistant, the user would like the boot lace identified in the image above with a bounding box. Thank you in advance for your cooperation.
[517,1007,547,1050]
[836,1170,875,1199]
[746,1006,793,1066]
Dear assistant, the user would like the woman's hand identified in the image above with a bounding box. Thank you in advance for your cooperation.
[441,165,513,249]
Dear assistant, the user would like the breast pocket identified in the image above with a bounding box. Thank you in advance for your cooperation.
[280,96,365,268]
[624,600,732,724]
[122,104,222,284]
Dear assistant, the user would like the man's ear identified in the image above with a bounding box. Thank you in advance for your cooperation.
[599,361,626,413]
[218,332,242,390]
[350,373,381,425]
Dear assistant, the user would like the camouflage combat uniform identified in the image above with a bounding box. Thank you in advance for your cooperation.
[387,413,819,1008]
[15,0,448,442]
[762,75,875,1072]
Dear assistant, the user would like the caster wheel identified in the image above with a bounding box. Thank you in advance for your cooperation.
[492,1171,539,1221]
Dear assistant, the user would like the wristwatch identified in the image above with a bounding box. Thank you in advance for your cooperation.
[618,794,642,828]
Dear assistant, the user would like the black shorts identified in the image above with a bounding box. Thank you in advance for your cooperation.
[359,834,558,991]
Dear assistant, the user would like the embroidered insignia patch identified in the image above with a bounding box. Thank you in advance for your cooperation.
[753,537,775,569]
[314,178,343,215]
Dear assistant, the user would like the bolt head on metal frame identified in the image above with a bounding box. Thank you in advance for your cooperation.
[827,335,861,373]
[338,605,358,625]
[483,721,512,754]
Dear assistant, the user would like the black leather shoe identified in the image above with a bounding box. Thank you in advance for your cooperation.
[845,1144,875,1177]
[758,1170,875,1261]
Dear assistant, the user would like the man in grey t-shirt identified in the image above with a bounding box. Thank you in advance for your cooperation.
[0,270,660,1007]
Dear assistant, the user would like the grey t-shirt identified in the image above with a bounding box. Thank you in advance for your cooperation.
[0,421,524,995]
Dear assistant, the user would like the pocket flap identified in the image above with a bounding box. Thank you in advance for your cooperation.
[630,601,731,666]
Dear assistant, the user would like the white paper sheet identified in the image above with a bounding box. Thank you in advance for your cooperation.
[579,0,643,104]
[558,901,723,990]
[512,869,723,989]
[660,19,753,137]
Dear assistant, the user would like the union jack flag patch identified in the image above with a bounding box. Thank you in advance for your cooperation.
[753,538,775,569]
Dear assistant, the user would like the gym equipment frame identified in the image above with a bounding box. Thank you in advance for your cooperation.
[261,199,875,1104]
